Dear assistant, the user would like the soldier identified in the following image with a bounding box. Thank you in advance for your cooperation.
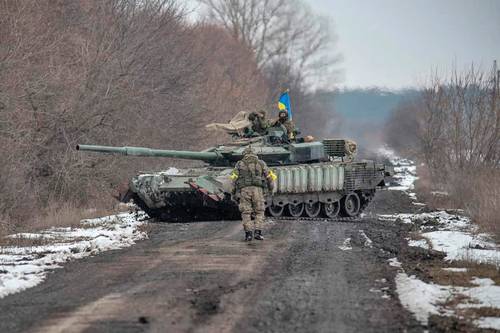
[230,146,276,241]
[272,110,297,140]
[247,110,269,136]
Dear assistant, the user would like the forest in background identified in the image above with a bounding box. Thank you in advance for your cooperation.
[0,0,339,233]
[386,64,500,238]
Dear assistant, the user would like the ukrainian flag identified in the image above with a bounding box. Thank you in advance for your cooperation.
[278,90,292,120]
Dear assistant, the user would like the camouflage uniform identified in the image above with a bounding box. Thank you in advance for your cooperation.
[248,111,269,136]
[231,147,276,241]
[272,111,296,140]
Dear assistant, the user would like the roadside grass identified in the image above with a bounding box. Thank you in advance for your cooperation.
[0,199,135,247]
[459,307,500,319]
[425,261,500,287]
[461,170,500,241]
[415,165,500,241]
[0,235,54,248]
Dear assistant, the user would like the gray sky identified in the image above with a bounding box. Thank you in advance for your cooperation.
[307,0,500,89]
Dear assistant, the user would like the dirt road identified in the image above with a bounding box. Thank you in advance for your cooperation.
[0,190,424,333]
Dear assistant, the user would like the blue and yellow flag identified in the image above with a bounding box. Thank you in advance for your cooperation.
[278,90,292,120]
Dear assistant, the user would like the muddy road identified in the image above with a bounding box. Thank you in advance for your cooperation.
[0,190,425,333]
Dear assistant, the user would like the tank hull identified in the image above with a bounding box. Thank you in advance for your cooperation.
[125,160,387,221]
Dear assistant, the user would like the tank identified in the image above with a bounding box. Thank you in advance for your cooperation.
[77,125,391,221]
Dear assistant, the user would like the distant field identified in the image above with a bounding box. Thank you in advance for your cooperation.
[316,88,420,123]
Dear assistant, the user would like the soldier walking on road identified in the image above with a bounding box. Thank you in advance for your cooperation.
[230,146,276,241]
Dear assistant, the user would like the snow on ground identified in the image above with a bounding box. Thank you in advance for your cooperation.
[0,212,148,299]
[338,238,352,251]
[407,238,430,249]
[358,230,373,248]
[382,211,500,265]
[442,267,467,272]
[388,257,402,268]
[475,317,500,330]
[380,148,500,330]
[395,269,500,329]
[378,147,418,193]
[395,273,451,325]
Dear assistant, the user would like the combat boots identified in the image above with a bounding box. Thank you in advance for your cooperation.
[245,231,253,241]
[254,230,264,240]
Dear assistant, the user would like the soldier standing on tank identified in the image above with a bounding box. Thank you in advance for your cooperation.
[247,110,269,136]
[273,110,297,140]
[230,146,276,241]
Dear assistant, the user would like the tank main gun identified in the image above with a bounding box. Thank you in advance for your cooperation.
[76,144,221,162]
[77,136,358,167]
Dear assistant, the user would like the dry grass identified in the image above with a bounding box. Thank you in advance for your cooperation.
[459,307,500,319]
[415,165,500,241]
[462,169,500,240]
[414,164,455,210]
[0,198,133,247]
[0,235,54,248]
[425,260,500,287]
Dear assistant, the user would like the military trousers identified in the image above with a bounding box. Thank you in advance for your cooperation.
[238,186,265,232]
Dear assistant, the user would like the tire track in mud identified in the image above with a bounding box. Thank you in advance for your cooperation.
[30,221,290,333]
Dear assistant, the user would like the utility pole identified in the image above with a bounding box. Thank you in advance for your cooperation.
[494,60,499,92]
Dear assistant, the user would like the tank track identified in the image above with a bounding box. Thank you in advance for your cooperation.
[130,190,374,223]
[271,216,362,223]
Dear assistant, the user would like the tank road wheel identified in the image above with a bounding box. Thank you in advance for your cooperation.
[341,193,361,217]
[268,204,284,217]
[322,201,340,218]
[287,203,305,218]
[305,202,321,218]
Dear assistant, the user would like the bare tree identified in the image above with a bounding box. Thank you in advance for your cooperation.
[386,63,500,179]
[0,0,270,225]
[198,0,338,89]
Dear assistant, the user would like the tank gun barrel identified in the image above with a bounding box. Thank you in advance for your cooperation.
[76,144,220,161]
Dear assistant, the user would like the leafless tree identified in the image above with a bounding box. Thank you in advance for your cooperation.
[198,0,339,89]
[0,0,269,225]
[386,63,500,179]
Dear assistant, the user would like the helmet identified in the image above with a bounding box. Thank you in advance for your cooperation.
[278,110,288,119]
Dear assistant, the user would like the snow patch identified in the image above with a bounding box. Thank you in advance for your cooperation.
[395,273,451,325]
[408,238,430,249]
[423,231,500,265]
[379,211,500,265]
[378,147,418,194]
[0,212,148,298]
[358,230,373,248]
[388,257,402,268]
[338,238,352,251]
[470,277,495,287]
[474,317,500,330]
[165,167,180,175]
[442,267,468,272]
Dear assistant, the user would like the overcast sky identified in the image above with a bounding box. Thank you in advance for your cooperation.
[306,0,500,89]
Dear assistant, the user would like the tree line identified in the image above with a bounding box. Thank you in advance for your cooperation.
[0,0,338,227]
[386,64,500,236]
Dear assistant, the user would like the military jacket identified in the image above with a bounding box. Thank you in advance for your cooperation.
[231,154,273,190]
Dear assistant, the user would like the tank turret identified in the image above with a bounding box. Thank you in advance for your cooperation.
[77,128,356,167]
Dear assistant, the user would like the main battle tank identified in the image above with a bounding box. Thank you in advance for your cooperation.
[77,125,391,221]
